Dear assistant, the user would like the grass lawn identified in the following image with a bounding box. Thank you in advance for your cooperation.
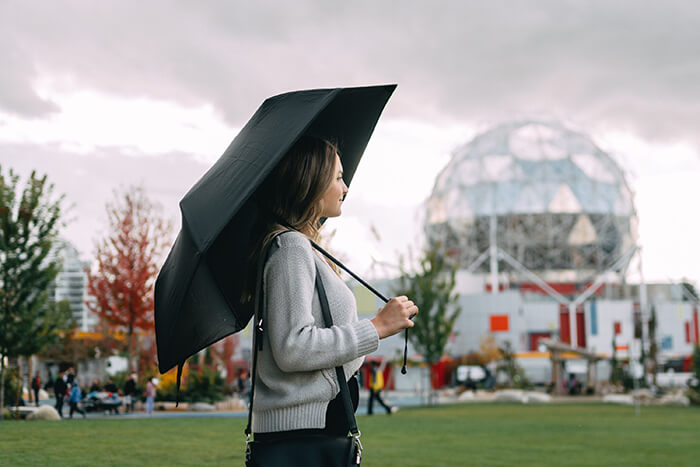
[1,403,699,466]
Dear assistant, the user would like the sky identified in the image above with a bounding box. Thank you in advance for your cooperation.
[1,1,699,285]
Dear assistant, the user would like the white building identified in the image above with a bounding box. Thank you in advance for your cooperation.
[50,238,96,331]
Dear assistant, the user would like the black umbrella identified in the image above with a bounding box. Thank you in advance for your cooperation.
[154,84,397,376]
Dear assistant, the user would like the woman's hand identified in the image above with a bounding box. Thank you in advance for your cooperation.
[371,296,419,339]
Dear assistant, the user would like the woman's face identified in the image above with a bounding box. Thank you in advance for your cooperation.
[319,154,348,218]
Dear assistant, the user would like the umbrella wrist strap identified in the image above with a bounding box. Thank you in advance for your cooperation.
[310,239,410,374]
[310,239,388,303]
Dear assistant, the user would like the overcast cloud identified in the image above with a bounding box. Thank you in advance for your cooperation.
[1,1,699,281]
[2,1,699,142]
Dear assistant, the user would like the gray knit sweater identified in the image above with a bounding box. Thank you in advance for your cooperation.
[252,231,379,433]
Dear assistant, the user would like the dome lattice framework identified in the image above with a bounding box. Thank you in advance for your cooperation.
[426,120,638,282]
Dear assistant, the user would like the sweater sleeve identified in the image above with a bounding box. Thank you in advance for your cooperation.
[263,235,378,373]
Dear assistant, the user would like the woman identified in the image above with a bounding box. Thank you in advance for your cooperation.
[248,135,417,440]
[145,379,156,415]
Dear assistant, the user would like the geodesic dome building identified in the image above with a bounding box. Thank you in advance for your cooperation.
[426,120,638,283]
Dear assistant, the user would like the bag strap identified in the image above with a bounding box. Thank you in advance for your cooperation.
[245,233,358,438]
[245,230,288,437]
[315,272,359,436]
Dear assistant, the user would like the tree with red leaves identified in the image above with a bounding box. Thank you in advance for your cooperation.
[87,186,172,373]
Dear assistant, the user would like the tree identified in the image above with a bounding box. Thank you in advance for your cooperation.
[86,186,172,373]
[393,241,461,402]
[0,167,72,417]
[681,281,698,302]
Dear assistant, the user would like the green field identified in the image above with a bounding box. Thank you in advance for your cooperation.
[1,403,699,466]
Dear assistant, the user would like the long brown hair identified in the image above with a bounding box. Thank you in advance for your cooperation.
[242,135,339,301]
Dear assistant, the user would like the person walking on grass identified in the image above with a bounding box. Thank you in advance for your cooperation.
[69,382,86,419]
[54,371,67,418]
[368,360,396,415]
[31,374,41,407]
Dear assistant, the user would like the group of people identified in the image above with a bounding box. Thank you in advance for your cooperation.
[87,374,140,413]
[48,371,157,417]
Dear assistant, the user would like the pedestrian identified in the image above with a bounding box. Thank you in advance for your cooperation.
[463,370,477,394]
[68,382,86,419]
[65,367,75,386]
[31,373,41,407]
[145,378,156,415]
[367,360,395,415]
[89,378,102,393]
[567,373,580,395]
[233,369,250,400]
[53,371,68,418]
[123,373,137,413]
[104,378,118,394]
[244,136,417,454]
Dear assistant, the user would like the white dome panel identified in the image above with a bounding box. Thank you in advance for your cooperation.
[455,159,481,185]
[572,153,617,183]
[549,184,583,213]
[512,182,558,213]
[482,155,515,181]
[509,123,567,160]
[568,214,598,245]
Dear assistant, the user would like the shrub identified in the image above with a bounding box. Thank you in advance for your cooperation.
[153,365,185,402]
[155,364,225,404]
[184,366,226,404]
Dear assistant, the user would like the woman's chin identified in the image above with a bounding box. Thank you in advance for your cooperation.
[324,209,342,218]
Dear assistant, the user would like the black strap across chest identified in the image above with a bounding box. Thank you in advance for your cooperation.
[245,232,358,438]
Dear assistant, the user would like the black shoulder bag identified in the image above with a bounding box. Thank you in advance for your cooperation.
[245,233,362,467]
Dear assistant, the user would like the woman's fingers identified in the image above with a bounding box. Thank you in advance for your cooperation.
[400,299,418,318]
[372,297,419,338]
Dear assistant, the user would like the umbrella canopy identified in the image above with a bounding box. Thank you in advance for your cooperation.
[155,84,397,374]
